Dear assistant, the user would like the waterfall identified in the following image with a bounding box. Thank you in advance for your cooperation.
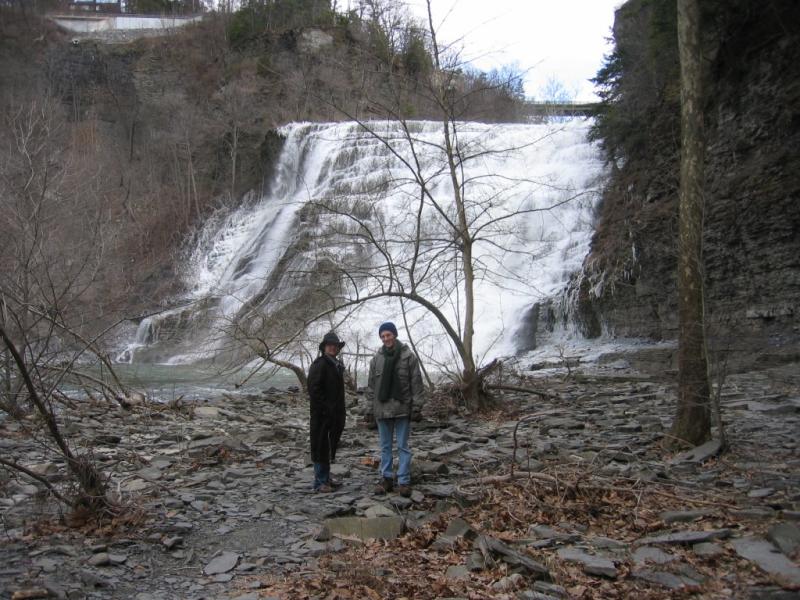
[120,119,606,366]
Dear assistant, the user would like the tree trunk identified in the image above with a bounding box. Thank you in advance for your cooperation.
[670,0,711,447]
[426,0,480,409]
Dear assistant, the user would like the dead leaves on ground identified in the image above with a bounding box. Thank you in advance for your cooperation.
[253,464,789,599]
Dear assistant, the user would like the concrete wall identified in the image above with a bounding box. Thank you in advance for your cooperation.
[51,14,202,33]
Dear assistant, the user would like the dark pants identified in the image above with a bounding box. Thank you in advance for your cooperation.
[313,462,330,490]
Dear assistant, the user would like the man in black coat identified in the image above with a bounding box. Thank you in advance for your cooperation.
[307,331,346,492]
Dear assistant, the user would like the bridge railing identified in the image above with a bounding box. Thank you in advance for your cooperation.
[522,101,600,117]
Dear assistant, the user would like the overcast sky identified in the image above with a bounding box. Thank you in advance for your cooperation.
[406,0,622,101]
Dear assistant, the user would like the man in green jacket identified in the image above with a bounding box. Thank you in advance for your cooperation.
[365,322,425,497]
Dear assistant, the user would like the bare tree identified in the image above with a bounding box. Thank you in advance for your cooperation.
[669,0,711,447]
[0,94,131,514]
[293,1,593,411]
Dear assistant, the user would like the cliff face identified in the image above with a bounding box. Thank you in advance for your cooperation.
[577,0,800,370]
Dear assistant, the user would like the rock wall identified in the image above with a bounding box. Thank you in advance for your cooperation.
[575,0,800,370]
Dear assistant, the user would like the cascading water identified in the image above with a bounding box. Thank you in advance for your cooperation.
[120,119,606,368]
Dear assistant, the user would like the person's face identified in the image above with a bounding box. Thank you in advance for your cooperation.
[380,331,396,349]
[324,343,341,357]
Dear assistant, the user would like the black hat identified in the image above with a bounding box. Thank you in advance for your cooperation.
[319,331,345,352]
[378,322,398,337]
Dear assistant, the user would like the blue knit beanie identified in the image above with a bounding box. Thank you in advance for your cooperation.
[378,322,398,337]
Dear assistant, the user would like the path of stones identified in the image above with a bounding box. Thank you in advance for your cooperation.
[1,360,799,599]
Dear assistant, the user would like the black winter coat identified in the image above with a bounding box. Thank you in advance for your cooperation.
[307,354,346,464]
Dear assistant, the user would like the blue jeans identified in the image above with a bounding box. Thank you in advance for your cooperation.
[377,417,411,485]
[313,462,330,490]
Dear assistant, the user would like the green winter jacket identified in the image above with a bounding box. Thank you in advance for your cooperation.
[365,340,425,420]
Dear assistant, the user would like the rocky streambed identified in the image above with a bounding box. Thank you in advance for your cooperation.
[1,359,799,599]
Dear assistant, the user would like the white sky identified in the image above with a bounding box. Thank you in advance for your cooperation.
[407,0,622,101]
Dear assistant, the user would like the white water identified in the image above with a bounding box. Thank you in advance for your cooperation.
[121,119,606,370]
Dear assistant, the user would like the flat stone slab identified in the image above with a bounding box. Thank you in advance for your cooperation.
[428,442,467,458]
[637,529,732,546]
[194,406,221,418]
[120,479,150,492]
[633,546,675,565]
[670,439,722,464]
[767,522,800,556]
[660,509,713,524]
[203,551,239,576]
[693,542,724,557]
[445,517,476,539]
[445,564,470,580]
[557,547,617,578]
[477,534,549,578]
[323,516,405,541]
[731,537,800,585]
[364,504,396,519]
[632,568,701,590]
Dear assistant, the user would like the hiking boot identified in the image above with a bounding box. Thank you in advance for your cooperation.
[374,478,393,495]
[396,484,412,498]
[314,483,334,493]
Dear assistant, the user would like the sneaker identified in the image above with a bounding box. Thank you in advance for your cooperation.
[396,484,412,498]
[314,483,334,493]
[374,478,393,495]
